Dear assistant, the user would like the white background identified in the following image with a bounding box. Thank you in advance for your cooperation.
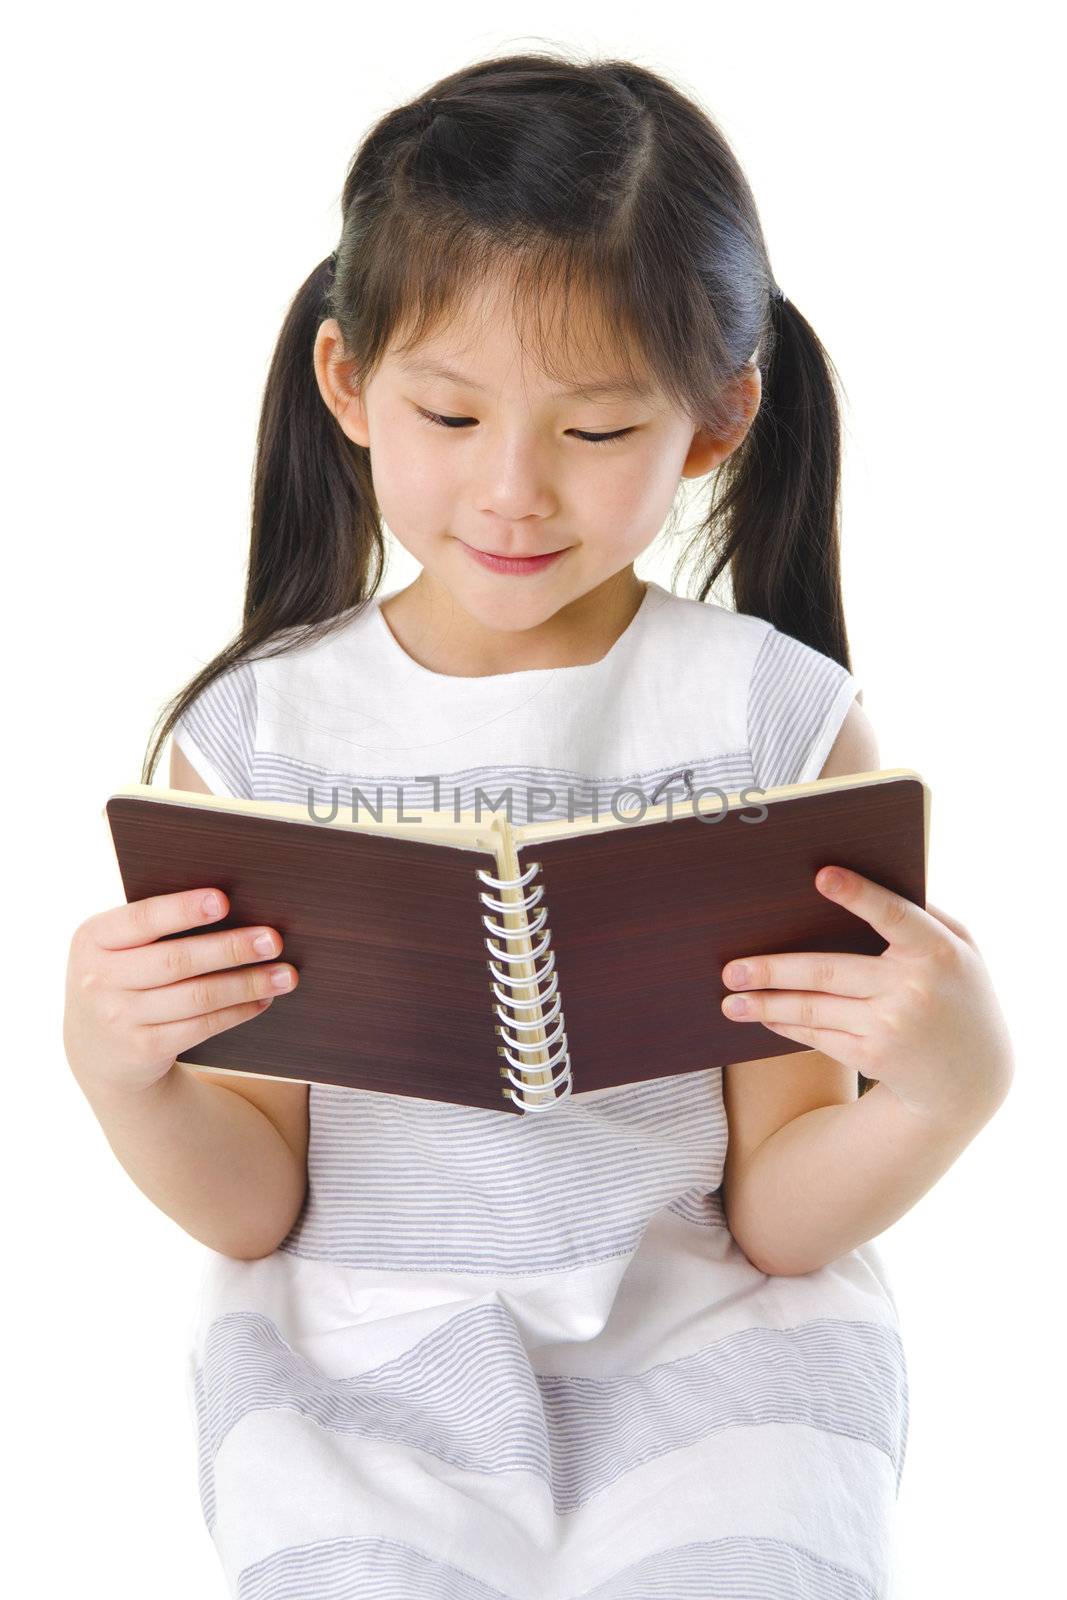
[6,3,1063,1594]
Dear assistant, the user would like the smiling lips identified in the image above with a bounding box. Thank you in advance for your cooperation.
[459,541,569,575]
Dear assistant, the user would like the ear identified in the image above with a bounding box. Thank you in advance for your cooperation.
[680,362,762,480]
[313,318,370,447]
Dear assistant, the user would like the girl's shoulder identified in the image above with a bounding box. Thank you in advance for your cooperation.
[644,581,776,665]
[644,582,849,696]
[171,602,375,801]
[644,586,860,790]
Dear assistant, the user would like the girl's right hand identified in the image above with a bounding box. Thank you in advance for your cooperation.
[63,887,299,1098]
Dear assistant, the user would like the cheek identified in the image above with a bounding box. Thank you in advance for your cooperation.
[594,443,678,527]
[371,480,445,560]
[367,424,455,532]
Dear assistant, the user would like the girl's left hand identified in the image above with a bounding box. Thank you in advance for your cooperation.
[720,865,1015,1127]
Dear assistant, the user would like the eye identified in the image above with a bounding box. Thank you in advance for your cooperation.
[414,407,635,447]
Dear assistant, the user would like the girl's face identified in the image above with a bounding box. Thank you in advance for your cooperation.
[315,279,760,648]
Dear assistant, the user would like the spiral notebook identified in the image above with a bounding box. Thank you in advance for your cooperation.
[103,769,929,1115]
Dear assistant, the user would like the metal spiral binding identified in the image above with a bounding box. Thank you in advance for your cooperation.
[476,860,573,1114]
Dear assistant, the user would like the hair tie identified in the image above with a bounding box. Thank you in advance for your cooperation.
[770,285,787,306]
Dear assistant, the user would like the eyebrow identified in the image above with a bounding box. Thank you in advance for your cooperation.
[396,355,655,400]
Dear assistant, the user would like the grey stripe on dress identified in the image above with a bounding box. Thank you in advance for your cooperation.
[255,750,757,825]
[174,661,258,799]
[747,627,853,792]
[278,1071,727,1275]
[193,1302,908,1530]
[192,1366,216,1531]
[236,1532,879,1599]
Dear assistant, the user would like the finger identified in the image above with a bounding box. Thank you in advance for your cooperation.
[925,900,976,948]
[754,1018,867,1069]
[721,988,871,1037]
[91,887,233,952]
[815,865,944,956]
[143,995,277,1062]
[114,921,287,993]
[129,957,297,1024]
[722,950,880,999]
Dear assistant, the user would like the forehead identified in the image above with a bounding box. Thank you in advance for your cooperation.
[385,271,660,403]
[394,352,655,402]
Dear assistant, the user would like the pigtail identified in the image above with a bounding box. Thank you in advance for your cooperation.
[245,255,384,636]
[140,253,385,786]
[686,290,852,676]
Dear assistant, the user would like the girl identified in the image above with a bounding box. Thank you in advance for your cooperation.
[64,49,1013,1599]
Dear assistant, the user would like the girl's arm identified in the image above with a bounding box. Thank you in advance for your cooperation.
[64,743,308,1261]
[721,702,1014,1276]
[723,1074,1007,1276]
[71,1064,310,1261]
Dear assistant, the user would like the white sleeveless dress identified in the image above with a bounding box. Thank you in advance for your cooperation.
[174,578,908,1599]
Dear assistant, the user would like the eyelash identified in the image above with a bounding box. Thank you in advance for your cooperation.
[414,407,635,447]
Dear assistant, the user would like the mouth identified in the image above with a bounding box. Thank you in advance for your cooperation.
[478,549,565,559]
[458,540,570,575]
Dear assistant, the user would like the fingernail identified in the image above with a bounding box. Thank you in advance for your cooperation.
[821,870,843,892]
[725,963,750,986]
[202,893,222,917]
[724,996,749,1016]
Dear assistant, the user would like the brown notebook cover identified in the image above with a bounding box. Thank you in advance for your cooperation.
[103,769,929,1114]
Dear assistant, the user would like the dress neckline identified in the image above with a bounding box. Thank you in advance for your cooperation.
[371,579,661,684]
